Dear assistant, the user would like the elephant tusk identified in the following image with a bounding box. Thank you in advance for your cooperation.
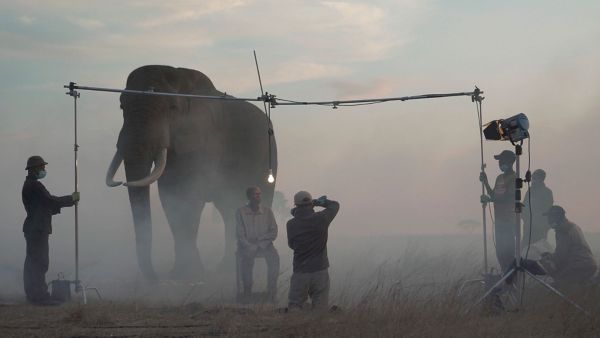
[124,148,168,187]
[106,151,124,187]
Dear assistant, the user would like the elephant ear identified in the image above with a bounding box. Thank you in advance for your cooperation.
[170,68,224,155]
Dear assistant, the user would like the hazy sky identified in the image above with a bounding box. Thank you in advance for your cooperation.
[1,0,599,257]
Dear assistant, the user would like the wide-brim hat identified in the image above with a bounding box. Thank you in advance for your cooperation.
[25,155,48,170]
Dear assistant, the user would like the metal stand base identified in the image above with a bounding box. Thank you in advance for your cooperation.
[468,262,589,316]
[73,280,102,305]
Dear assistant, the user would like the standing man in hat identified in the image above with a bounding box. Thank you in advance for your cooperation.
[480,150,517,273]
[22,155,79,305]
[540,205,598,288]
[287,191,339,310]
[235,186,280,303]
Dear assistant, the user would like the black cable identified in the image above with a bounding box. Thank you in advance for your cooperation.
[253,51,274,179]
[520,136,533,307]
[275,97,387,107]
[524,137,533,260]
[489,204,497,250]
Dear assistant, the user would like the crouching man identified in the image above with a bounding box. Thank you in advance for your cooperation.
[540,205,598,288]
[287,191,339,310]
[235,186,280,302]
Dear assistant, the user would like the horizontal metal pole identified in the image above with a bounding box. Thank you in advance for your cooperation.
[64,83,264,102]
[65,82,482,108]
[276,91,480,106]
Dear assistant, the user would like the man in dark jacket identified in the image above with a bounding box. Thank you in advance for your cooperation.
[480,150,517,273]
[286,191,339,310]
[540,205,598,288]
[22,155,79,305]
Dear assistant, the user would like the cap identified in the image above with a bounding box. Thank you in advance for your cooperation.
[493,150,516,162]
[294,191,313,206]
[543,205,565,217]
[25,155,48,170]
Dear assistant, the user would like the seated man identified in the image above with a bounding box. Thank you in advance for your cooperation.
[235,186,280,302]
[540,205,598,288]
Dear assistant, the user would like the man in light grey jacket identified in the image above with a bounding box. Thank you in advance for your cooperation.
[236,186,280,302]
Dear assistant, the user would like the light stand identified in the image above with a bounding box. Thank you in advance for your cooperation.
[458,89,498,295]
[66,82,102,304]
[469,143,588,315]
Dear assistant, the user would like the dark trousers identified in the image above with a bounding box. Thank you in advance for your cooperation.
[237,244,280,297]
[24,232,50,302]
[495,223,516,273]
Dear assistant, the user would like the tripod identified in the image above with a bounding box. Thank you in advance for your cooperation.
[470,143,588,315]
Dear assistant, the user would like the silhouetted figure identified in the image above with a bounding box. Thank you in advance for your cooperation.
[272,190,290,224]
[287,191,339,310]
[540,206,598,288]
[235,186,279,302]
[522,169,554,248]
[22,156,79,305]
[480,150,517,273]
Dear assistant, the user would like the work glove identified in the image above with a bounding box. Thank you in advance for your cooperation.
[480,194,492,204]
[479,171,487,183]
[72,192,80,203]
[312,195,328,207]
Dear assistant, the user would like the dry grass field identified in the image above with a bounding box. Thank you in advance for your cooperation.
[0,284,599,337]
[1,234,599,337]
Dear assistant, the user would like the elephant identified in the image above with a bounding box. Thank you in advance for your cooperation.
[105,65,277,280]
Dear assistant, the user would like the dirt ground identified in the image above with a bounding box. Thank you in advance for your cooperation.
[1,285,600,338]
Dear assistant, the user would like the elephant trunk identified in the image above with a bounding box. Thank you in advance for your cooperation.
[124,158,157,280]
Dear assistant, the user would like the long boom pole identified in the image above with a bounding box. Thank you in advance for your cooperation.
[64,83,481,108]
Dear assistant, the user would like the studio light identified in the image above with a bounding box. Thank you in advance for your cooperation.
[483,113,529,143]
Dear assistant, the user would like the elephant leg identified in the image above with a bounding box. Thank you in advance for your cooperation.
[158,185,205,280]
[213,194,247,273]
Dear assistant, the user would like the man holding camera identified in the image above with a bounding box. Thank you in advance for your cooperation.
[540,205,597,288]
[22,155,79,305]
[287,191,339,310]
[480,150,517,273]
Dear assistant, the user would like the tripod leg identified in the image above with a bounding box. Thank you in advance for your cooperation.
[469,268,516,312]
[458,278,484,296]
[85,287,102,301]
[523,269,590,316]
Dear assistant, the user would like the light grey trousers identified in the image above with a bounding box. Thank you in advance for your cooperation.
[288,268,330,310]
[237,244,280,297]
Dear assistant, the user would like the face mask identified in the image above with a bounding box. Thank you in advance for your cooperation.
[499,164,510,172]
[36,170,47,179]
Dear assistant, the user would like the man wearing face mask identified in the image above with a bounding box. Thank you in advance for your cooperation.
[479,150,517,273]
[540,206,597,288]
[521,169,554,250]
[22,155,79,305]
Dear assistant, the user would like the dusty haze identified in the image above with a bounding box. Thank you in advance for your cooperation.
[0,1,599,301]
